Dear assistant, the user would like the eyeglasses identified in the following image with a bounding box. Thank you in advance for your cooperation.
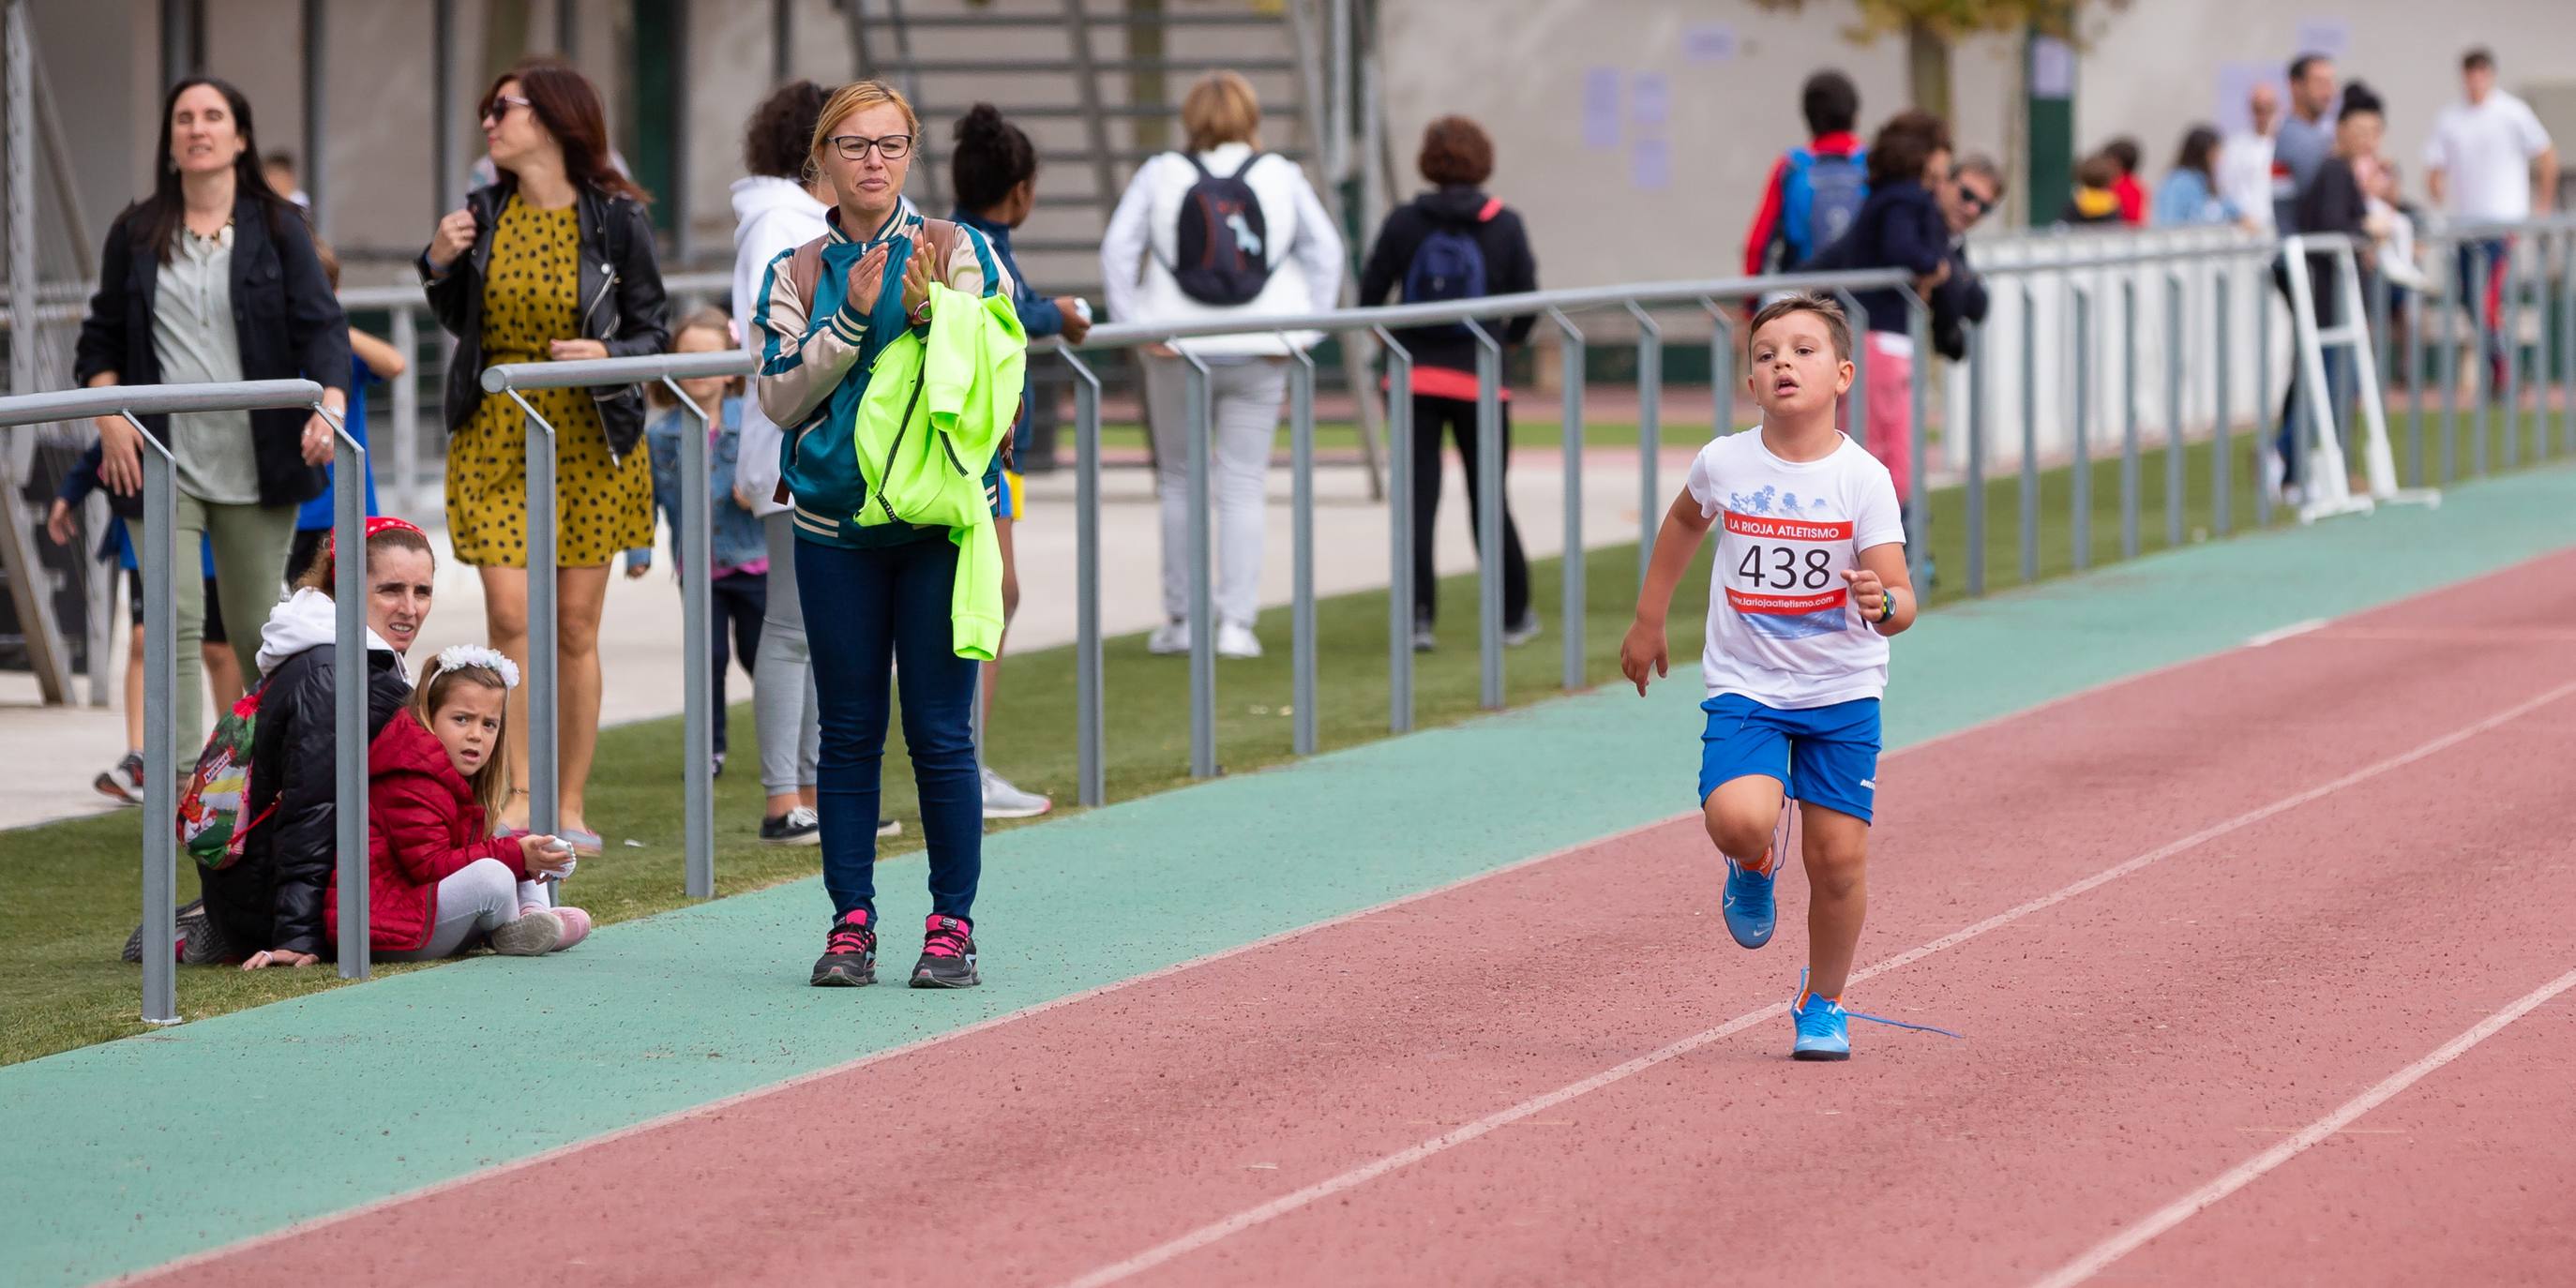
[480,95,530,125]
[1958,190,1995,216]
[827,133,913,161]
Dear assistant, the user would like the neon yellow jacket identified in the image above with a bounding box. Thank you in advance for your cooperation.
[850,283,1028,659]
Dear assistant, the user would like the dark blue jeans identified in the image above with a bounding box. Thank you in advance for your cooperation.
[795,535,981,926]
[709,569,766,756]
[2455,238,2510,393]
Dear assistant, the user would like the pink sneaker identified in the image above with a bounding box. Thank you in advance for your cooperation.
[539,905,591,951]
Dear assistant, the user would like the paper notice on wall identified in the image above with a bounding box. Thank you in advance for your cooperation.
[2293,18,2351,59]
[1630,72,1669,132]
[1683,23,1738,64]
[2029,36,2074,99]
[1583,67,1620,151]
[2215,61,2283,135]
[1631,136,1671,192]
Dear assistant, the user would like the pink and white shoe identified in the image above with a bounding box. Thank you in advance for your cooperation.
[539,905,591,951]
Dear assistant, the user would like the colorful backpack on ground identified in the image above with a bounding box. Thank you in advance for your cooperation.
[176,686,275,869]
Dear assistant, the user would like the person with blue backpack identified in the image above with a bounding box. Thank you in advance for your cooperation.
[1741,70,1868,278]
[1357,115,1540,651]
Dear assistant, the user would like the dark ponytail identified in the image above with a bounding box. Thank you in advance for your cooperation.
[950,103,1037,215]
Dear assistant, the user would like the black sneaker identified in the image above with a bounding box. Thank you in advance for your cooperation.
[760,806,822,846]
[122,900,233,965]
[809,909,877,986]
[95,752,144,806]
[911,914,980,988]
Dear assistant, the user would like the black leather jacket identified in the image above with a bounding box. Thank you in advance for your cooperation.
[418,181,670,462]
[202,644,409,956]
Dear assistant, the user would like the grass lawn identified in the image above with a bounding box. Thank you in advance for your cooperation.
[8,412,2538,1065]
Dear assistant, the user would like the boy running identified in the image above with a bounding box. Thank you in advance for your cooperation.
[1620,293,1915,1060]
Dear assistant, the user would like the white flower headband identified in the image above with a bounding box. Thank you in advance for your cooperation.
[434,644,520,689]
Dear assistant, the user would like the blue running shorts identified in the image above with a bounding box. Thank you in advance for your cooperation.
[1697,693,1882,824]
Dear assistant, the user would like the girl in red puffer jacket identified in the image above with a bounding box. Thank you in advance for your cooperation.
[327,648,591,958]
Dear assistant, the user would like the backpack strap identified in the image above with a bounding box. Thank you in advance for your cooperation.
[1476,197,1504,223]
[786,234,827,312]
[1180,151,1215,182]
[1228,152,1265,182]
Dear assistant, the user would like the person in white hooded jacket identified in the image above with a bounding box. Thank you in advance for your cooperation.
[1099,70,1344,659]
[731,81,838,846]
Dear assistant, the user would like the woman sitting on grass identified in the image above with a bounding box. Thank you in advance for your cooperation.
[328,647,587,960]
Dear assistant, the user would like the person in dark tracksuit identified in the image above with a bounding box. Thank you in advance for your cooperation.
[1356,115,1541,652]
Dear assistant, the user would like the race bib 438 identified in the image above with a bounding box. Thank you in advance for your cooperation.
[1723,510,1850,638]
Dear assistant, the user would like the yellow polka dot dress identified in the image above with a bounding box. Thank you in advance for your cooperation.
[445,195,655,568]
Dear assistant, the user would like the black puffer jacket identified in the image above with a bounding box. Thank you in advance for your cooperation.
[418,180,670,462]
[201,594,411,957]
[1355,186,1539,374]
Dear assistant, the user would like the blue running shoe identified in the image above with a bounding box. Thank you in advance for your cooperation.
[1720,850,1777,949]
[1790,990,1851,1061]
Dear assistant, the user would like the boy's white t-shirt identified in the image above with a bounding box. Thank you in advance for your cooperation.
[1683,427,1907,709]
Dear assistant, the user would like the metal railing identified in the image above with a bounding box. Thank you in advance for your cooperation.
[0,379,367,1026]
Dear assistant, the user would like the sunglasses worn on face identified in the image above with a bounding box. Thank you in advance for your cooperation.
[481,94,530,125]
[828,133,913,161]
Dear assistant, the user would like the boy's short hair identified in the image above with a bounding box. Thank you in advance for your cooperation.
[2075,153,2119,189]
[1747,292,1852,363]
[2463,48,2494,74]
[1800,70,1859,138]
[1866,109,1952,187]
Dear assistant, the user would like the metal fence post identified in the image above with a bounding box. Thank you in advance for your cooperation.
[2070,282,2092,573]
[1374,326,1414,734]
[2562,230,2575,457]
[1624,302,1661,588]
[1281,334,1318,754]
[2404,281,2426,486]
[1833,288,1870,450]
[1550,309,1586,690]
[2118,277,2140,559]
[2019,281,2039,585]
[2471,249,2491,476]
[656,378,716,899]
[2502,243,2523,470]
[1701,298,1734,438]
[2439,234,2460,483]
[389,303,420,516]
[506,391,561,843]
[1965,320,1987,598]
[2164,268,2187,549]
[133,416,179,1025]
[1903,287,1930,589]
[1180,349,1216,779]
[1464,319,1503,711]
[324,407,371,978]
[2256,276,2276,525]
[1061,346,1106,807]
[2213,273,2233,536]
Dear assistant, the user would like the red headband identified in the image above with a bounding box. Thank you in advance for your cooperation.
[317,516,430,583]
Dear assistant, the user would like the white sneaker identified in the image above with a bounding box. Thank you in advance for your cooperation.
[1503,611,1543,648]
[980,767,1053,819]
[1147,619,1191,655]
[1216,621,1264,659]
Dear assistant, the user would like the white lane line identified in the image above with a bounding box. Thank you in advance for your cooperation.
[2030,965,2576,1288]
[1050,680,2576,1288]
[2245,618,2330,648]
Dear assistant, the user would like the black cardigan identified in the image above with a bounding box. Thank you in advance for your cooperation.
[203,643,410,957]
[418,182,670,462]
[72,192,350,515]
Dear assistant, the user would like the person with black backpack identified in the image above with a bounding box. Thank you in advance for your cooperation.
[1356,115,1540,652]
[1100,71,1344,661]
[1741,69,1869,277]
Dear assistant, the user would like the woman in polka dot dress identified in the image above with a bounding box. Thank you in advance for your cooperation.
[419,59,668,846]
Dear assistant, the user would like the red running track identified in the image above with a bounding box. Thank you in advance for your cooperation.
[137,554,2576,1288]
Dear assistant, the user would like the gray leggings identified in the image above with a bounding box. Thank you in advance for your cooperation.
[753,512,821,797]
[379,859,548,961]
[1140,355,1288,629]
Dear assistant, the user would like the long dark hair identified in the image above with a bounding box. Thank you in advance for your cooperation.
[2174,126,2222,180]
[483,60,649,203]
[129,77,295,264]
[951,103,1037,213]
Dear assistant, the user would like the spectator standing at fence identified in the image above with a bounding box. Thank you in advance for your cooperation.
[420,60,668,851]
[1101,70,1343,661]
[730,80,851,846]
[2276,81,2390,502]
[1355,113,1541,653]
[630,308,766,781]
[949,101,1087,819]
[282,238,400,584]
[2424,47,2557,399]
[2274,54,2340,233]
[1742,70,1867,277]
[73,77,351,778]
[2153,127,2241,227]
[2103,137,2147,225]
[1929,153,2002,364]
[751,80,1021,990]
[213,517,435,969]
[1803,110,1952,509]
[2220,81,2282,234]
[2057,154,2125,225]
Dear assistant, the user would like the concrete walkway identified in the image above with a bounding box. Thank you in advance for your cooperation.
[0,445,1687,831]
